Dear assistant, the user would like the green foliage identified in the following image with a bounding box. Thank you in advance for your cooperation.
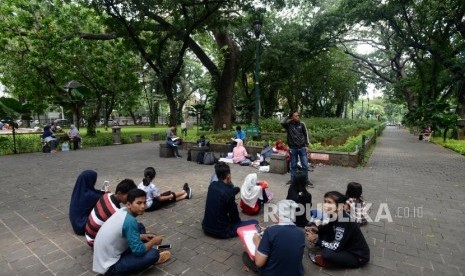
[0,134,42,155]
[433,138,465,155]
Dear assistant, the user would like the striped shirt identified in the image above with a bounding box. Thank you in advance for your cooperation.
[85,193,120,247]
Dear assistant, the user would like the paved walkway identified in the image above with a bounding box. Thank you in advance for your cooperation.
[0,127,464,275]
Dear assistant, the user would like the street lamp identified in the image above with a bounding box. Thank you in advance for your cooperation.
[323,74,328,117]
[253,19,262,129]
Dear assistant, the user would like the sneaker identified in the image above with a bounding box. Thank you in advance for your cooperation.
[286,180,292,185]
[183,183,189,192]
[176,155,182,158]
[185,185,192,199]
[156,251,171,265]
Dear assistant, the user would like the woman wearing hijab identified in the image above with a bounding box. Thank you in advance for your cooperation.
[286,172,312,227]
[232,139,248,164]
[42,125,58,153]
[239,173,269,215]
[69,170,105,235]
[243,199,305,275]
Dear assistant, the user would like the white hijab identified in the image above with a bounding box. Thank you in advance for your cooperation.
[241,173,263,208]
[277,199,299,225]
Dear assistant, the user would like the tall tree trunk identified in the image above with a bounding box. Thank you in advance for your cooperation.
[212,31,239,130]
[458,81,465,119]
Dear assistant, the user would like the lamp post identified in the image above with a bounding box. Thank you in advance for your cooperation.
[323,74,327,117]
[253,19,262,129]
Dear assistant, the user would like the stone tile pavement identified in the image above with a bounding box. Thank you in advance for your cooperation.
[0,126,464,275]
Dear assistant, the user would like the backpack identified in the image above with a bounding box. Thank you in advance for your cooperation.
[203,152,216,165]
[196,151,206,164]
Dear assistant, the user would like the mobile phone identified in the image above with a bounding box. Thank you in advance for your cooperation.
[155,244,172,250]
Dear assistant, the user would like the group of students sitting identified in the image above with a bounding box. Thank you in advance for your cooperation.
[202,162,370,275]
[68,168,193,275]
[68,161,369,275]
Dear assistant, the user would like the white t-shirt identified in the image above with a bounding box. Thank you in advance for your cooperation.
[138,182,160,208]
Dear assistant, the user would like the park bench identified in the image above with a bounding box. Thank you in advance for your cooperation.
[420,131,433,142]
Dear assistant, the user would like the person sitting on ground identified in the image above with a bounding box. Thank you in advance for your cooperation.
[42,125,58,153]
[202,162,258,239]
[306,191,370,268]
[93,189,170,275]
[345,182,368,225]
[69,170,106,235]
[239,173,269,216]
[166,125,182,158]
[232,139,248,164]
[85,179,137,247]
[67,124,81,150]
[243,199,305,275]
[229,126,246,152]
[286,172,312,227]
[137,167,192,211]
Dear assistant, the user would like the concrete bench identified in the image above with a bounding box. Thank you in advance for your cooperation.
[191,146,209,162]
[269,154,288,174]
[159,143,175,158]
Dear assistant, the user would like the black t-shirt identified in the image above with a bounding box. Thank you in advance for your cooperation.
[286,185,312,227]
[257,224,305,276]
[316,213,370,261]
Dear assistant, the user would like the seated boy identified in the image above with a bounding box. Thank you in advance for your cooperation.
[93,189,170,275]
[202,162,257,238]
[85,179,137,247]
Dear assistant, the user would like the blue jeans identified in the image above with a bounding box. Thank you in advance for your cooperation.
[166,141,180,156]
[290,148,309,184]
[105,248,159,275]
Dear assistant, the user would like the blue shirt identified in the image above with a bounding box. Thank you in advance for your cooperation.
[235,130,246,142]
[257,224,305,276]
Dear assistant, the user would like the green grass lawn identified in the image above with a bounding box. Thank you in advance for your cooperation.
[432,137,465,155]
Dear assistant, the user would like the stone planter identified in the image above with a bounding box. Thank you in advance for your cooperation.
[133,134,142,143]
[151,133,160,141]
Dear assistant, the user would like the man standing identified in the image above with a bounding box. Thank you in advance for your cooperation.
[281,111,313,187]
[93,189,170,275]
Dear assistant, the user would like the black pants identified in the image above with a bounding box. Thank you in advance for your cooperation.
[71,138,80,150]
[321,248,368,268]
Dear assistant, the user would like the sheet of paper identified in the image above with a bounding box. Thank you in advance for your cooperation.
[243,230,258,257]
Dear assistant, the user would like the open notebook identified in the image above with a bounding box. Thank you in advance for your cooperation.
[237,224,259,260]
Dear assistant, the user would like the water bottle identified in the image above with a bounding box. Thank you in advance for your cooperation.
[101,180,109,191]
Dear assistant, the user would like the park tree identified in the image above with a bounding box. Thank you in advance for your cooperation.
[334,0,465,129]
[0,0,141,136]
[85,0,243,128]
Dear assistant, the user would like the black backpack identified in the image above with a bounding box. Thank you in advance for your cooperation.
[187,149,192,161]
